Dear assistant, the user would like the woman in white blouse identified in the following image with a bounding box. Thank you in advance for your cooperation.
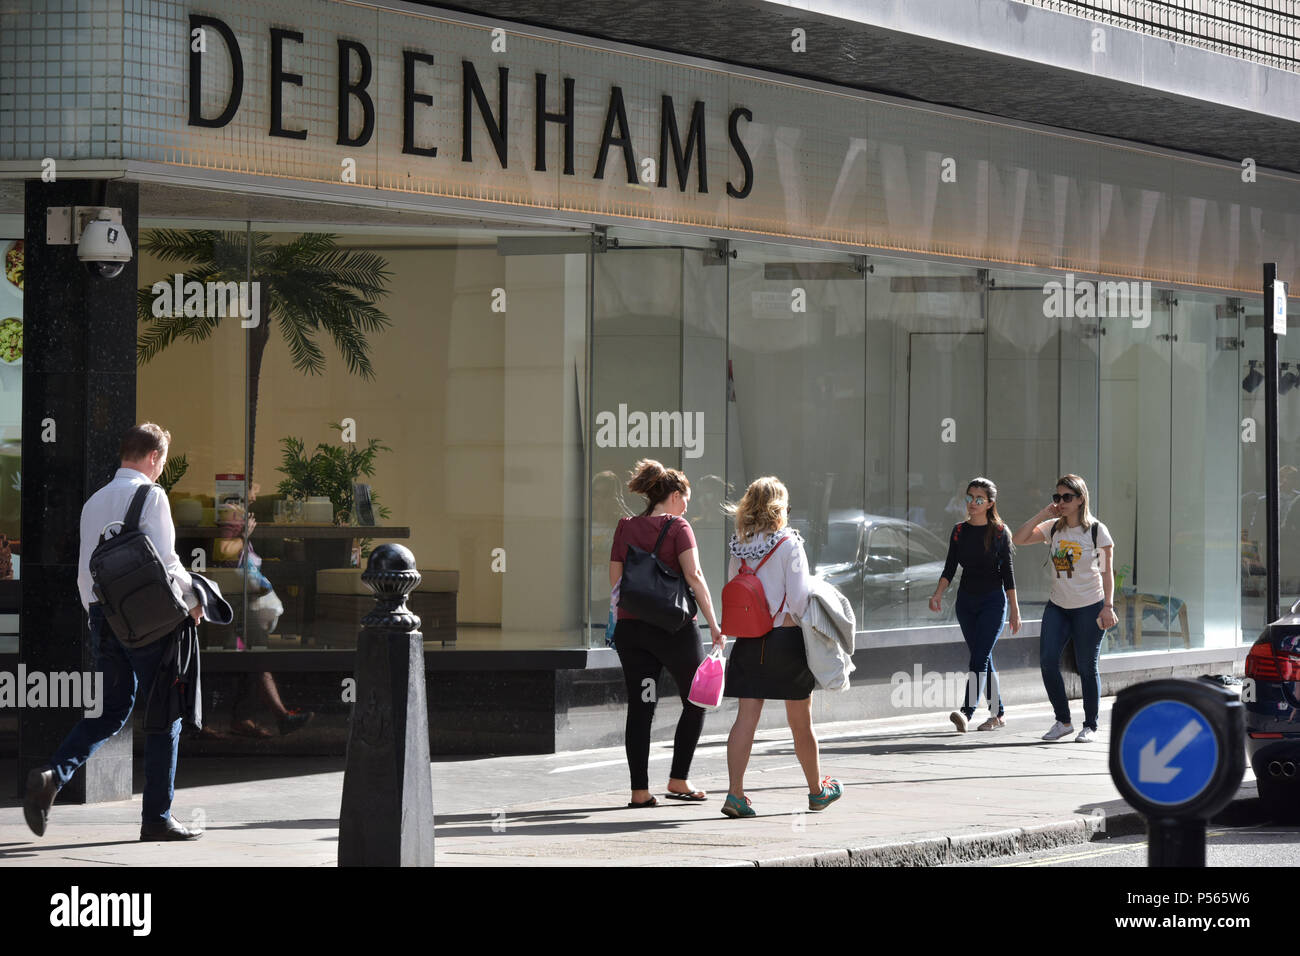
[720,477,841,818]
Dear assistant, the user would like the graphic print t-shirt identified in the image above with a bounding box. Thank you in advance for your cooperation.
[1035,519,1114,609]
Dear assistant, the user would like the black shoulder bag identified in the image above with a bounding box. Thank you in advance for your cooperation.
[617,515,698,633]
[89,484,188,648]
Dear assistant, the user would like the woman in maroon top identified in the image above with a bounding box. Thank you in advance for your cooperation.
[610,459,724,808]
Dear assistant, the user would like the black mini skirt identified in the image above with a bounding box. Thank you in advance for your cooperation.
[724,626,815,700]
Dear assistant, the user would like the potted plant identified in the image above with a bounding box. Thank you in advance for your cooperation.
[276,422,391,544]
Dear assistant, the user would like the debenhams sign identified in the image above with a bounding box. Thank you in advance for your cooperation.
[181,4,763,214]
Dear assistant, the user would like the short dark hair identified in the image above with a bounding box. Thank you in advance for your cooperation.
[120,423,171,462]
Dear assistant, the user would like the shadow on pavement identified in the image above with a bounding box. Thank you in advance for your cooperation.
[809,738,1095,757]
[0,838,143,858]
[211,818,338,830]
[0,756,347,809]
[434,805,642,824]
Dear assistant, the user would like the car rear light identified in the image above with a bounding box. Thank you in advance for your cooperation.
[1246,641,1300,681]
[1249,732,1285,739]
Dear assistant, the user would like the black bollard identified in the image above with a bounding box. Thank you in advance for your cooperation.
[338,544,435,866]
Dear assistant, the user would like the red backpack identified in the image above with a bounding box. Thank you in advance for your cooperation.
[721,537,788,637]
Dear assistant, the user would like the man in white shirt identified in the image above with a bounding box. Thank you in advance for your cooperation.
[24,423,203,841]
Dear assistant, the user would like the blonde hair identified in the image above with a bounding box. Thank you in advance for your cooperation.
[725,476,789,539]
[1051,473,1096,534]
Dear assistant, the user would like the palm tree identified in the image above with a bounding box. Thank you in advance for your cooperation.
[136,231,392,485]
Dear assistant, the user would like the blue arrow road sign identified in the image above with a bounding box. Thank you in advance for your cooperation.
[1119,700,1219,807]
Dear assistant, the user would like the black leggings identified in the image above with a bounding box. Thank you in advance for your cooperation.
[613,617,706,790]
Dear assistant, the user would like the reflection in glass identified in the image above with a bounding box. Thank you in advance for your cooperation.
[728,242,867,621]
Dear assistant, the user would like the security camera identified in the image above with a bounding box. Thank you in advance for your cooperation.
[77,215,133,279]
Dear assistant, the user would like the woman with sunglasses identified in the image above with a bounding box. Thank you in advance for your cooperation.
[1012,474,1116,743]
[929,478,1020,732]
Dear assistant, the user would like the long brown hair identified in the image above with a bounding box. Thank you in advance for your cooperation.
[967,477,1010,552]
[627,459,690,516]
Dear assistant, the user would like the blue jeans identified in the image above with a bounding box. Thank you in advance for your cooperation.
[49,605,181,824]
[1039,599,1105,731]
[954,588,1007,719]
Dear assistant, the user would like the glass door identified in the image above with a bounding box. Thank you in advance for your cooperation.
[1169,292,1241,650]
[588,228,728,645]
[1099,291,1173,652]
[727,242,866,621]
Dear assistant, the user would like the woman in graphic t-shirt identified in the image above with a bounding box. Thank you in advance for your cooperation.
[1012,473,1116,743]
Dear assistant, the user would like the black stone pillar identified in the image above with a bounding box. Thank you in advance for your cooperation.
[17,179,139,802]
[339,544,435,866]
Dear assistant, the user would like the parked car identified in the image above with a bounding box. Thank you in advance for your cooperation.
[790,510,955,630]
[1244,601,1300,820]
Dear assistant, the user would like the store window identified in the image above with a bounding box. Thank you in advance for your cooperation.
[728,241,867,620]
[1101,289,1242,653]
[861,258,982,629]
[1243,291,1300,638]
[137,219,589,652]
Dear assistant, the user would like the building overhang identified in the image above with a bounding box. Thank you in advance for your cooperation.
[422,0,1300,174]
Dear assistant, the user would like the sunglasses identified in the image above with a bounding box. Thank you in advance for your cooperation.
[964,495,989,505]
[1052,493,1080,503]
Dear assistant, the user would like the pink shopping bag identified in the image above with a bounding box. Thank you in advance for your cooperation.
[688,646,726,709]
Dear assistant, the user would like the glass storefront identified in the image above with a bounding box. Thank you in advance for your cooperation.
[583,225,1260,656]
[1,0,1298,672]
[0,188,1282,661]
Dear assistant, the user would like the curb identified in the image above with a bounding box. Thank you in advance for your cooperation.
[748,785,1264,867]
[751,808,1147,868]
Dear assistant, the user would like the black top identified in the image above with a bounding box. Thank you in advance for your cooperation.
[941,521,1015,596]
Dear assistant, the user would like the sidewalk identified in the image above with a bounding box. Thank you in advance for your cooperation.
[0,697,1247,866]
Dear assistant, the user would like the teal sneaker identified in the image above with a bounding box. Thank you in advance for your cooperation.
[808,777,842,812]
[721,794,755,818]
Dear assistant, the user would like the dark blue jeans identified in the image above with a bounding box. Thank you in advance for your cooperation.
[49,605,181,824]
[954,588,1007,719]
[1039,599,1105,731]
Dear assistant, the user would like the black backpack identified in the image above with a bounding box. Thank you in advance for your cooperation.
[617,515,698,633]
[88,484,188,648]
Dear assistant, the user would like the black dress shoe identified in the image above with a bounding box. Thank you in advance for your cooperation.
[139,815,203,841]
[23,766,58,838]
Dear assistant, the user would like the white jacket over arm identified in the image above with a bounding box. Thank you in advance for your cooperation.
[798,577,857,691]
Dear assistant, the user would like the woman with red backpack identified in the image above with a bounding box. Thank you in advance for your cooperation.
[719,476,841,818]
